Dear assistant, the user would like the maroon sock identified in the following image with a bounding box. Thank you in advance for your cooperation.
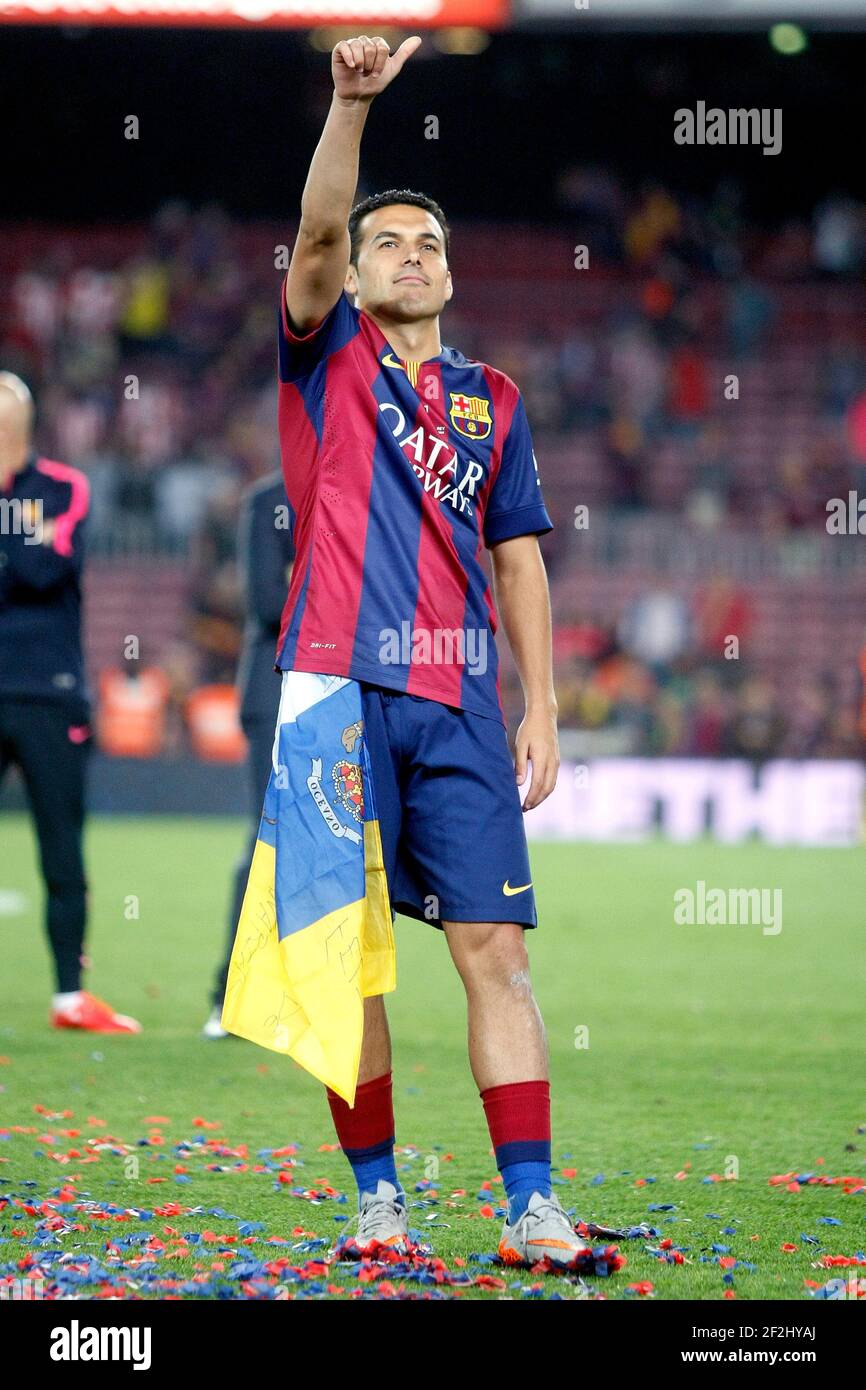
[326,1071,401,1203]
[481,1080,552,1220]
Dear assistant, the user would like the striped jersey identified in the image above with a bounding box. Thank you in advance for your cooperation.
[275,283,552,723]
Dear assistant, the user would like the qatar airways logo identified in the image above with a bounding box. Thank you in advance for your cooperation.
[379,402,484,517]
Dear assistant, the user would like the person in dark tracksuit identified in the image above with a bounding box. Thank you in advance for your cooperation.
[202,471,294,1037]
[0,372,139,1033]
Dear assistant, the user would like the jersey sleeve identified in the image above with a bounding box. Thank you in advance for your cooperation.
[483,390,553,546]
[278,278,359,385]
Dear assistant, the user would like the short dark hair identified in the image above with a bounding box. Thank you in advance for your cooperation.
[348,189,450,267]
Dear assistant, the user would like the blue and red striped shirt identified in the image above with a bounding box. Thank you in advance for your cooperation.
[275,284,552,722]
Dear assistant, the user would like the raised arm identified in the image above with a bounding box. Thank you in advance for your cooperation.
[285,34,422,334]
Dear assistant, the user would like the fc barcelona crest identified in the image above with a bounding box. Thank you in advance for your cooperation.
[449,392,492,440]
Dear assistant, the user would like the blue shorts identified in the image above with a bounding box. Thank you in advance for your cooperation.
[359,683,537,930]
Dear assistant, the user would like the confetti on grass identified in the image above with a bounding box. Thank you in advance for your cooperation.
[768,1171,866,1194]
[1,1114,860,1298]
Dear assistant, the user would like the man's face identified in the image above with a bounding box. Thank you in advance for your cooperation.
[346,204,453,323]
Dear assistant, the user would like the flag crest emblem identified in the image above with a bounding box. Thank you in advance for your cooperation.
[332,759,364,821]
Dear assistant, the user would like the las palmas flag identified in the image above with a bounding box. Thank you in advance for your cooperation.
[221,672,396,1105]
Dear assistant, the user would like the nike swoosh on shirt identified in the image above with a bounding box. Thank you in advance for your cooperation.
[381,352,405,369]
[502,881,532,896]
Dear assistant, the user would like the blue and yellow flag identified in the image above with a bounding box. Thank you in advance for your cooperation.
[221,673,396,1105]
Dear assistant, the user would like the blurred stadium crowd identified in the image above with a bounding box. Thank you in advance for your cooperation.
[2,171,866,759]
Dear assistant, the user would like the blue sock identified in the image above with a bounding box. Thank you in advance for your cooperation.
[500,1155,552,1223]
[343,1140,404,1209]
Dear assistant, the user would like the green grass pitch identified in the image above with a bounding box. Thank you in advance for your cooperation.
[1,812,864,1300]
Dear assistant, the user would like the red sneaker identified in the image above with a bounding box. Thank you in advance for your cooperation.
[50,991,141,1034]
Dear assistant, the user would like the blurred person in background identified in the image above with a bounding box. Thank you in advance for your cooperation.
[618,587,691,679]
[783,676,833,759]
[723,674,786,761]
[202,472,294,1038]
[604,416,648,510]
[685,421,735,527]
[685,670,729,757]
[694,576,754,665]
[188,482,245,684]
[0,372,140,1033]
[725,277,774,360]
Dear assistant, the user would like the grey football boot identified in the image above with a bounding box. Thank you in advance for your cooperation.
[337,1179,410,1257]
[498,1190,592,1269]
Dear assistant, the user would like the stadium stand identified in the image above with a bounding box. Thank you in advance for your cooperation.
[2,191,865,758]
